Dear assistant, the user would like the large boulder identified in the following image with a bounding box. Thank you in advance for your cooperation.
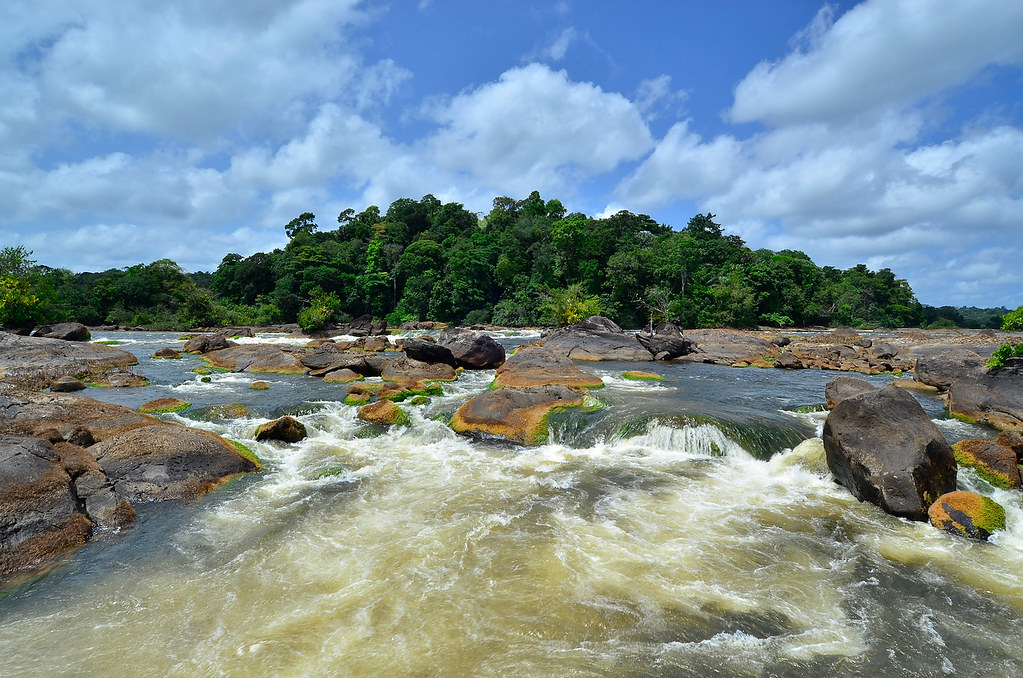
[948,361,1023,432]
[91,425,258,500]
[450,385,586,445]
[182,333,232,354]
[381,356,457,383]
[636,322,695,360]
[928,491,1006,541]
[32,322,91,342]
[357,400,409,427]
[202,344,308,374]
[492,346,604,390]
[822,385,957,520]
[683,329,779,366]
[0,332,137,386]
[255,416,308,443]
[438,328,506,369]
[914,349,985,390]
[0,436,92,580]
[540,316,651,361]
[824,376,877,409]
[402,336,457,367]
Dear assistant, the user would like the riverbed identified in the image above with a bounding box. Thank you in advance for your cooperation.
[1,331,1021,677]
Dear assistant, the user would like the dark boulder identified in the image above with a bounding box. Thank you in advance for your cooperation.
[255,416,308,444]
[928,491,1006,541]
[822,385,957,520]
[774,352,803,370]
[772,336,791,347]
[824,376,877,409]
[0,435,92,580]
[153,347,182,359]
[540,316,650,361]
[182,334,232,354]
[438,328,506,369]
[948,361,1023,432]
[51,376,86,393]
[402,336,457,367]
[450,385,586,445]
[914,349,985,390]
[91,425,258,500]
[32,322,91,342]
[493,346,603,390]
[636,322,695,360]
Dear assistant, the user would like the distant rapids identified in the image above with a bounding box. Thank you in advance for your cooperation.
[1,331,1021,677]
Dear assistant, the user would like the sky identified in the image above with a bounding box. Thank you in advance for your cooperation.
[2,0,1022,309]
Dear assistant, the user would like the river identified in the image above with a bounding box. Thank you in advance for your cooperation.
[1,331,1021,677]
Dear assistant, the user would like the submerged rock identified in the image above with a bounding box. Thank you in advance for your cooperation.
[450,385,586,446]
[357,400,409,426]
[928,491,1005,541]
[822,385,957,521]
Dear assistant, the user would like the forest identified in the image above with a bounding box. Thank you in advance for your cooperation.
[0,191,1014,331]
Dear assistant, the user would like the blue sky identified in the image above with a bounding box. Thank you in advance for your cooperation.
[2,1,1022,308]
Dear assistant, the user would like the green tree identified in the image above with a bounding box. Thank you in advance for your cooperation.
[1003,305,1023,332]
[285,212,318,239]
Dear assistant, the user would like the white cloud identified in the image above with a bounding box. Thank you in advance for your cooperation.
[421,63,653,198]
[731,0,1023,125]
[546,28,578,61]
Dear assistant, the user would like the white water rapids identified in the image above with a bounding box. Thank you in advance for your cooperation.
[1,332,1022,677]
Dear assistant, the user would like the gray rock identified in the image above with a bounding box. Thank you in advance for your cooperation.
[540,316,650,362]
[822,385,956,520]
[824,376,877,409]
[32,322,91,342]
[914,349,985,390]
[948,360,1023,432]
[636,322,695,360]
[438,328,506,369]
[51,376,86,392]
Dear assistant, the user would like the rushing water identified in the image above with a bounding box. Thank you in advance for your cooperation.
[1,331,1022,677]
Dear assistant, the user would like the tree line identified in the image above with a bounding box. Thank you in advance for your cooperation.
[0,191,1016,331]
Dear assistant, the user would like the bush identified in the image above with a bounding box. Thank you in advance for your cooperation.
[1002,306,1023,332]
[297,290,342,331]
[987,343,1023,370]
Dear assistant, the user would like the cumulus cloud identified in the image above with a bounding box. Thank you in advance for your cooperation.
[730,0,1023,125]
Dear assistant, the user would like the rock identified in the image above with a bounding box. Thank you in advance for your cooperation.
[182,334,231,354]
[493,346,604,389]
[323,369,363,384]
[249,381,271,390]
[32,322,91,342]
[636,322,695,360]
[450,385,586,445]
[0,435,92,580]
[540,316,651,361]
[381,356,457,383]
[928,491,1006,541]
[622,371,663,381]
[774,352,803,369]
[91,426,258,501]
[359,335,391,352]
[138,398,191,414]
[202,344,308,374]
[831,326,861,341]
[153,347,182,359]
[402,336,457,367]
[51,376,87,392]
[824,376,877,409]
[891,379,940,394]
[0,384,156,441]
[822,385,957,521]
[438,328,506,369]
[683,329,779,366]
[952,439,1021,489]
[870,343,898,361]
[914,349,985,390]
[947,361,1023,431]
[90,370,149,388]
[357,400,409,426]
[772,336,791,347]
[997,430,1023,461]
[0,332,137,386]
[58,443,135,530]
[255,416,307,444]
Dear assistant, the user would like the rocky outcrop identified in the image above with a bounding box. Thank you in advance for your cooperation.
[822,385,957,521]
[0,435,92,579]
[928,491,1006,541]
[438,328,506,369]
[0,332,137,386]
[182,333,232,354]
[539,316,650,361]
[774,352,802,369]
[824,376,877,409]
[683,329,779,366]
[914,349,985,390]
[32,323,91,342]
[952,439,1021,489]
[492,346,604,390]
[255,416,308,443]
[402,336,457,367]
[947,360,1023,431]
[450,385,586,445]
[202,344,309,374]
[636,322,695,360]
[91,425,257,500]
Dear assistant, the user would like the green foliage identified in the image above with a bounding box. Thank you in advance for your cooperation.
[297,289,343,331]
[1002,305,1023,332]
[759,313,793,327]
[539,284,601,326]
[987,343,1023,370]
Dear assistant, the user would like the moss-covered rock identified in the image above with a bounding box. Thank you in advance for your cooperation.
[152,348,182,359]
[952,439,1021,489]
[450,385,587,445]
[255,416,307,443]
[928,491,1006,541]
[323,368,363,384]
[357,400,410,427]
[344,392,372,406]
[622,371,663,381]
[138,397,191,414]
[249,381,271,390]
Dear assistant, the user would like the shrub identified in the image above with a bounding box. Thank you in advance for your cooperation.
[987,343,1023,370]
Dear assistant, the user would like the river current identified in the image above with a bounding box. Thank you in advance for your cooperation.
[1,331,1021,677]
